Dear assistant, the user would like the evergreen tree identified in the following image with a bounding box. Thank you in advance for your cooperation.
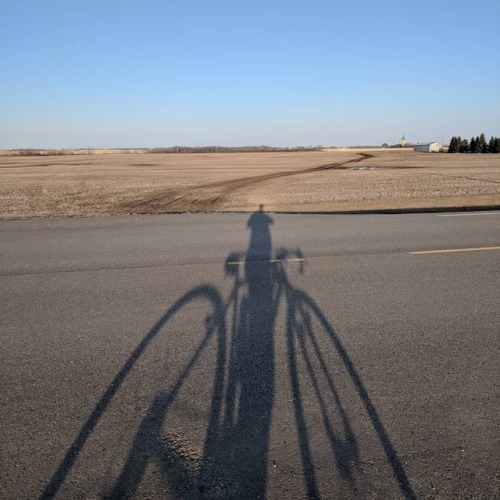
[474,136,481,153]
[488,136,496,153]
[470,137,476,153]
[459,138,469,153]
[492,137,500,154]
[479,133,487,153]
[448,136,458,153]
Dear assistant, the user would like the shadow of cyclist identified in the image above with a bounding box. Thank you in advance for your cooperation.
[201,204,277,498]
[40,206,415,500]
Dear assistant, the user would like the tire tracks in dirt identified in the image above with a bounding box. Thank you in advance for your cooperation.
[127,153,374,212]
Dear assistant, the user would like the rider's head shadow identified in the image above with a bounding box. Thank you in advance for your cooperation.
[225,204,274,279]
[246,204,273,261]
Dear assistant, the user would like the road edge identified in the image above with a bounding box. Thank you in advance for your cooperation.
[1,205,500,221]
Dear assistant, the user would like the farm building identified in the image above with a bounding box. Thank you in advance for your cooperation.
[414,142,442,153]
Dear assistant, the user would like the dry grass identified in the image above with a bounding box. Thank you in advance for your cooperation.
[0,149,499,218]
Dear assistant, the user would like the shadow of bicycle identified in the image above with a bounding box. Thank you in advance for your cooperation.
[40,206,415,499]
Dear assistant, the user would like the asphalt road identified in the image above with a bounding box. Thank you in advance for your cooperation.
[1,211,499,499]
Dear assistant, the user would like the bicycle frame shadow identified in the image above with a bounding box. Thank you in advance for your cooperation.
[40,207,415,499]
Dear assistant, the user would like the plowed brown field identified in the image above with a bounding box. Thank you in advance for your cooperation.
[1,149,499,218]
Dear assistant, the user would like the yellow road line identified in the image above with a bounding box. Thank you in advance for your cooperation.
[410,246,500,255]
[227,258,304,265]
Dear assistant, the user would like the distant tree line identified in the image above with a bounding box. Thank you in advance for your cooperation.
[5,145,323,156]
[448,133,500,154]
[148,145,322,154]
[8,148,69,156]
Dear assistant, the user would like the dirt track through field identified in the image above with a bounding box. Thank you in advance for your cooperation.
[128,153,374,212]
[2,149,499,218]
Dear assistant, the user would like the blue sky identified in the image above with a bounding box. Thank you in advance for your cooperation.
[1,0,499,148]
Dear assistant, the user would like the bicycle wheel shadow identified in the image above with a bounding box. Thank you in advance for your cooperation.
[40,206,415,499]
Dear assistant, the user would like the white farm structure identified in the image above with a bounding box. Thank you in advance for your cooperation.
[414,142,442,153]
